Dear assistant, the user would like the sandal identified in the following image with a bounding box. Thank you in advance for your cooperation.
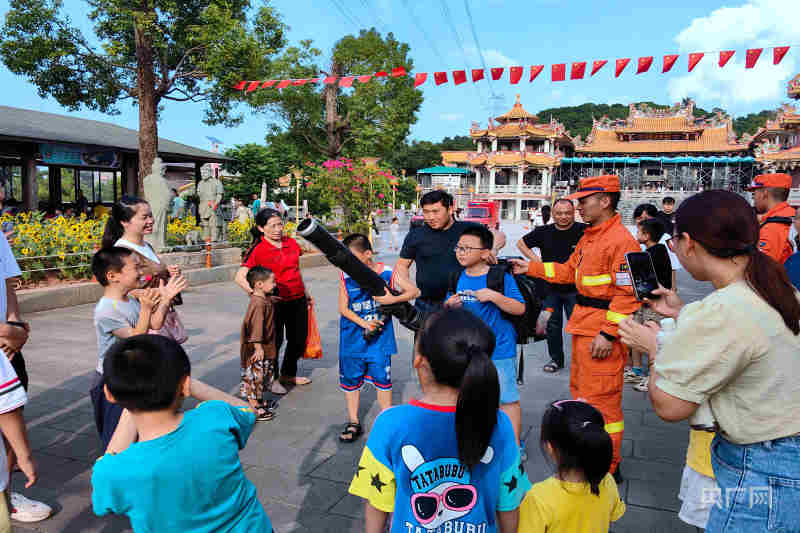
[543,361,562,373]
[254,406,275,422]
[339,422,363,443]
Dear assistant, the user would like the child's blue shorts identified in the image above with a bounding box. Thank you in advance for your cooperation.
[493,357,520,404]
[339,352,392,392]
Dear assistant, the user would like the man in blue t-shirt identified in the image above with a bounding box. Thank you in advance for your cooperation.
[445,225,525,442]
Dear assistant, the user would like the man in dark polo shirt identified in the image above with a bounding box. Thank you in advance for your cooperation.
[517,198,586,373]
[394,191,482,319]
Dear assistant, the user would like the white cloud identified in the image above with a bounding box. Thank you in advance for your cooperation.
[666,0,800,112]
[463,47,520,69]
[440,113,465,121]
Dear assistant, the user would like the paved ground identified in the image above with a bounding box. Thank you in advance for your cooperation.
[10,232,714,532]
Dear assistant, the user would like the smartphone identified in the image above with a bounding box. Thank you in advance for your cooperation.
[625,252,660,301]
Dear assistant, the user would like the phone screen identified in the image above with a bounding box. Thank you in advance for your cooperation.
[625,252,659,301]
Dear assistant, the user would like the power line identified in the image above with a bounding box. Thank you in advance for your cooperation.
[399,0,448,67]
[437,0,487,108]
[329,0,365,29]
[358,0,388,33]
[463,0,500,109]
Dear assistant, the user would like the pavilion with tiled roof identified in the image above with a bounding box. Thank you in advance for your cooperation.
[437,95,574,220]
[751,98,800,189]
[557,99,755,191]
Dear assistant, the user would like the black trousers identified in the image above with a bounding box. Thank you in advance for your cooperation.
[275,296,309,378]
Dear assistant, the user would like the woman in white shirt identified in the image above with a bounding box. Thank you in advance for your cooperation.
[619,190,800,533]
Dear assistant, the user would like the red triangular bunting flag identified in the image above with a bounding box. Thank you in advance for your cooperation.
[510,66,523,84]
[308,78,320,83]
[434,71,448,85]
[472,69,484,82]
[374,71,388,77]
[746,48,762,69]
[774,46,789,65]
[719,50,735,68]
[688,53,704,72]
[453,70,467,85]
[323,76,337,84]
[552,64,566,82]
[591,60,607,76]
[637,56,653,74]
[276,80,291,89]
[414,73,428,87]
[233,81,247,90]
[261,80,277,88]
[292,79,309,86]
[615,58,630,77]
[339,77,354,87]
[570,62,586,80]
[246,81,261,92]
[391,67,407,77]
[357,75,372,84]
[529,65,543,82]
[491,67,504,80]
[662,54,679,73]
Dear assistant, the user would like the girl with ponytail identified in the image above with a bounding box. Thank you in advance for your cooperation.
[348,309,530,533]
[518,399,625,532]
[235,208,313,394]
[618,190,800,533]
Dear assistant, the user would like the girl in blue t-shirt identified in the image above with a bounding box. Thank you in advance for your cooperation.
[348,308,530,533]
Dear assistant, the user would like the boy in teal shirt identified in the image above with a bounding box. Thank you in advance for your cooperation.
[91,334,271,533]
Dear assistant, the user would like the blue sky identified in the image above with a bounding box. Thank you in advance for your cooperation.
[1,0,798,153]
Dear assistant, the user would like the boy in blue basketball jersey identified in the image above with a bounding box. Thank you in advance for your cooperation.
[338,234,420,443]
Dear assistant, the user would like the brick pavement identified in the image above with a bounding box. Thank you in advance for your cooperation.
[10,264,711,532]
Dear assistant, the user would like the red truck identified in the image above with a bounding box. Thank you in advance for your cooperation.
[462,200,500,229]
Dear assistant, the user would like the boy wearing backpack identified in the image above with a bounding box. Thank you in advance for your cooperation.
[445,225,525,442]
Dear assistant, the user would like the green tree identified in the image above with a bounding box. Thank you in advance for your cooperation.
[250,29,423,162]
[733,110,777,136]
[394,176,418,208]
[1,0,287,193]
[223,136,300,202]
[439,135,474,151]
[387,140,442,176]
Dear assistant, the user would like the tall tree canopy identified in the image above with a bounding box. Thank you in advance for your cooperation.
[1,0,287,190]
[250,29,423,162]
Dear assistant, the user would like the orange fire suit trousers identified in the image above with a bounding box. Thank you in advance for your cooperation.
[570,334,625,473]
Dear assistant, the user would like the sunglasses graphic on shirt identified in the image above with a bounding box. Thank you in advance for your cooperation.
[411,485,477,525]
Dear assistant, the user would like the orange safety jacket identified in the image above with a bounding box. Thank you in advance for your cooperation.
[527,213,642,338]
[758,202,795,264]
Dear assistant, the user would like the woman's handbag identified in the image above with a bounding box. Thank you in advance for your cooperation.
[303,303,323,360]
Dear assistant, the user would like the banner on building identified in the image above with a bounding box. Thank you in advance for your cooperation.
[38,143,120,168]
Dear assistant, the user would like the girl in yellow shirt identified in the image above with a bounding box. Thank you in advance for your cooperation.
[519,399,625,533]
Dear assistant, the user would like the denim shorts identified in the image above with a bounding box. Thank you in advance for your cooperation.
[707,433,800,533]
[493,357,520,405]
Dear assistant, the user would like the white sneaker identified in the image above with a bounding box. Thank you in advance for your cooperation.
[633,377,649,392]
[10,492,52,522]
[270,381,287,395]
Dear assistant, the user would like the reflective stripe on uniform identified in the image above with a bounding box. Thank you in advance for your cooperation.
[582,274,612,286]
[605,421,624,434]
[543,262,555,279]
[606,311,628,323]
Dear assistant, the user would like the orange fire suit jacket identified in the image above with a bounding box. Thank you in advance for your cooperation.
[527,213,642,338]
[758,202,795,264]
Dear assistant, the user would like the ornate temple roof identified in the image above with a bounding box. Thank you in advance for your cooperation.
[789,73,800,100]
[470,95,571,141]
[576,99,747,154]
[442,150,560,168]
[495,94,537,122]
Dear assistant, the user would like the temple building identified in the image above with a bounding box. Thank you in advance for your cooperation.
[440,95,573,220]
[751,75,800,190]
[557,99,755,192]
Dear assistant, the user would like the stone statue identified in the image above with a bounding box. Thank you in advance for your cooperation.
[197,164,224,242]
[143,157,171,252]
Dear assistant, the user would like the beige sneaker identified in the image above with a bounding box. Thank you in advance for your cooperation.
[270,380,287,395]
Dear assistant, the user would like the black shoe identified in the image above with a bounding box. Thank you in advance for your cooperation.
[612,465,624,484]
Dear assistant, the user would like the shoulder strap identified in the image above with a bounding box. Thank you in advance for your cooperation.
[761,216,793,227]
[448,269,463,295]
[487,265,505,293]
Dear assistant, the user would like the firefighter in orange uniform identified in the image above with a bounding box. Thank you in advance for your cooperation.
[747,172,796,264]
[512,175,640,479]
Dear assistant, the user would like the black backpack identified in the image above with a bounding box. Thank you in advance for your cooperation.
[448,262,544,345]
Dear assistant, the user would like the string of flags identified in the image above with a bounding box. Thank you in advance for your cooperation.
[234,46,793,92]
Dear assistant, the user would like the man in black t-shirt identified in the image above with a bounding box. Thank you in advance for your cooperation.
[517,199,586,372]
[395,191,483,317]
